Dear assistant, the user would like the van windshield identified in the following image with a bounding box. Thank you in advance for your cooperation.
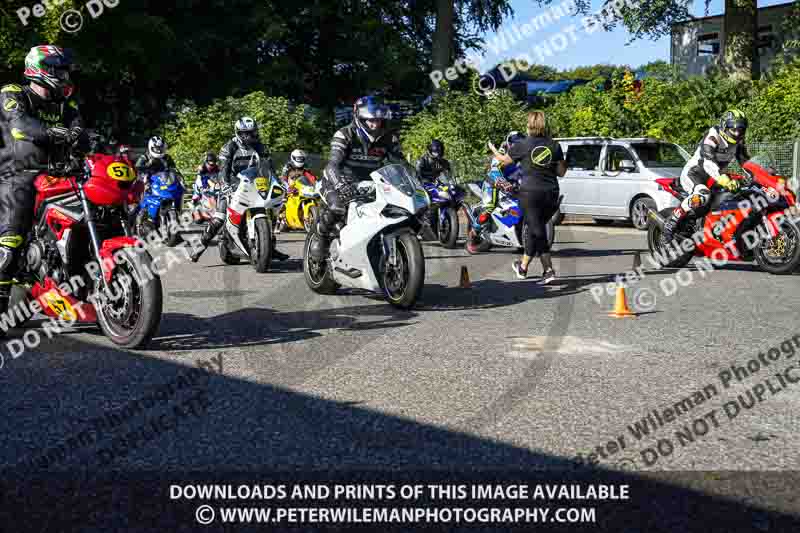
[630,143,688,168]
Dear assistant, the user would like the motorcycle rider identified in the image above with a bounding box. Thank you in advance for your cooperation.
[135,136,178,189]
[192,151,220,219]
[279,149,317,185]
[662,110,750,245]
[276,149,317,233]
[415,139,451,184]
[308,95,407,260]
[0,45,84,322]
[190,117,290,262]
[483,131,525,216]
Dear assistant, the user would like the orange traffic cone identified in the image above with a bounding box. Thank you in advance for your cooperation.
[459,266,472,288]
[609,286,636,318]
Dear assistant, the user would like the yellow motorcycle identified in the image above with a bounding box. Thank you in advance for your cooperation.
[277,171,320,232]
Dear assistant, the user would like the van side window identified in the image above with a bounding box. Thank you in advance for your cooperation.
[606,146,635,172]
[565,145,602,171]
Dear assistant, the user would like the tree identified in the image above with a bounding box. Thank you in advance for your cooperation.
[428,0,514,81]
[584,0,762,80]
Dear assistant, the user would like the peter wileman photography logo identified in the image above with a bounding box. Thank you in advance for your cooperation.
[16,0,120,33]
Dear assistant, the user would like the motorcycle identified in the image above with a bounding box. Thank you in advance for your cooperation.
[218,154,286,273]
[134,170,185,247]
[420,172,467,249]
[463,170,562,254]
[648,159,800,274]
[303,164,430,309]
[8,139,163,348]
[278,171,320,232]
[192,174,220,225]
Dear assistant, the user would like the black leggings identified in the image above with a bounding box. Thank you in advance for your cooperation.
[518,188,559,257]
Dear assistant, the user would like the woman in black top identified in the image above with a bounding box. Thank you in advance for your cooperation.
[489,111,566,283]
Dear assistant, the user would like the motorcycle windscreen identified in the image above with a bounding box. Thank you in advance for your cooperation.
[371,164,429,213]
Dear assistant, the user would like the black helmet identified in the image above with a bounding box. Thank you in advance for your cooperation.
[719,110,747,144]
[428,139,445,159]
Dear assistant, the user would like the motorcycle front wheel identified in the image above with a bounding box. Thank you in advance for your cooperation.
[382,232,425,309]
[754,217,800,275]
[94,248,163,349]
[161,209,181,247]
[438,206,459,249]
[251,216,273,273]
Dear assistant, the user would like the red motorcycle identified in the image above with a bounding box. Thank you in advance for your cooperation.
[648,160,800,275]
[8,139,163,348]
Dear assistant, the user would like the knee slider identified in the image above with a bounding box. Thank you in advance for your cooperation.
[0,245,16,272]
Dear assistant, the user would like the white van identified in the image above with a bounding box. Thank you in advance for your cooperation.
[555,137,689,230]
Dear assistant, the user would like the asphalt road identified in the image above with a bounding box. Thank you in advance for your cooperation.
[2,222,800,531]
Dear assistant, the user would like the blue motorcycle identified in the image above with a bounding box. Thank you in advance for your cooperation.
[421,172,468,249]
[134,170,185,247]
[463,165,561,254]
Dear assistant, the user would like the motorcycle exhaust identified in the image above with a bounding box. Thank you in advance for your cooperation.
[648,209,665,228]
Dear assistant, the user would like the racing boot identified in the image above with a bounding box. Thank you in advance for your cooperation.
[308,225,332,261]
[190,217,223,262]
[0,243,15,339]
[272,246,290,261]
[661,207,685,245]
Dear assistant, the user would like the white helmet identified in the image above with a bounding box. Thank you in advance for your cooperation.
[289,149,306,169]
[148,136,167,159]
[235,116,258,146]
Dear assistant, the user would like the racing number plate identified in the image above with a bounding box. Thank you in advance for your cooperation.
[255,177,269,191]
[107,162,135,181]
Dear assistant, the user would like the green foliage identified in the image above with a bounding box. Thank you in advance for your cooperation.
[545,72,759,145]
[742,57,800,141]
[401,77,527,181]
[162,92,327,176]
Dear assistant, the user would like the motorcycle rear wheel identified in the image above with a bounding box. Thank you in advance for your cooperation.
[647,208,693,268]
[95,248,163,349]
[303,231,339,294]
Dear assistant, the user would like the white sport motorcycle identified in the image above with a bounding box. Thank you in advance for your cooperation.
[218,155,286,272]
[303,164,430,309]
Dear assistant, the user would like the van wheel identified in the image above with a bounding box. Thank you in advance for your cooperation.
[630,197,657,231]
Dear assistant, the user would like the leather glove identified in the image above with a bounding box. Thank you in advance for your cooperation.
[336,182,357,203]
[220,184,234,196]
[717,174,740,193]
[47,126,71,143]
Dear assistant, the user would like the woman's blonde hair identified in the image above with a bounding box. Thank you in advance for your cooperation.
[527,111,547,137]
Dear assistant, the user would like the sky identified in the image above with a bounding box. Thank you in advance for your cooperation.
[476,0,793,72]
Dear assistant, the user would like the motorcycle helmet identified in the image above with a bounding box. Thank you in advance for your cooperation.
[353,95,390,142]
[719,110,747,145]
[235,117,259,146]
[24,45,75,101]
[289,149,307,169]
[428,139,445,160]
[506,131,525,147]
[204,151,219,173]
[148,136,167,159]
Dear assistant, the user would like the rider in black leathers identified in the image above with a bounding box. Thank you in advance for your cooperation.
[415,139,451,184]
[0,45,84,324]
[190,117,289,262]
[307,96,406,260]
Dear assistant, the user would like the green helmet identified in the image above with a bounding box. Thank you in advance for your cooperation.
[24,45,75,101]
[719,109,747,145]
